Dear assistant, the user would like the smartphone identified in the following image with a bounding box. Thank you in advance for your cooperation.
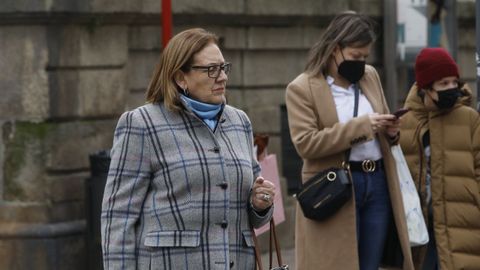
[393,108,410,118]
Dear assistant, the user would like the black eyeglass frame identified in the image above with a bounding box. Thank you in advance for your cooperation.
[190,62,231,79]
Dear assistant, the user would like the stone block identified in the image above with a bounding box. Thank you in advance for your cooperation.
[47,173,88,203]
[170,25,247,50]
[248,27,311,49]
[0,202,50,223]
[458,28,475,49]
[0,0,45,12]
[303,27,325,47]
[49,68,127,118]
[142,0,161,13]
[0,121,4,201]
[267,135,282,168]
[51,0,89,12]
[47,25,128,68]
[2,121,49,202]
[0,200,84,223]
[49,201,85,222]
[225,88,245,111]
[129,26,162,50]
[0,0,139,12]
[2,120,116,201]
[457,49,476,80]
[215,27,248,50]
[0,233,86,270]
[457,0,475,19]
[45,120,117,171]
[173,0,245,14]
[201,26,247,50]
[243,51,307,86]
[0,26,49,122]
[127,90,148,110]
[0,0,89,12]
[128,51,160,91]
[246,0,348,15]
[89,0,140,12]
[243,89,286,109]
[249,106,281,134]
[223,50,243,87]
[351,0,382,16]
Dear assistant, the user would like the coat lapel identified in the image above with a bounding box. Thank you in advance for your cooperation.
[359,78,383,114]
[309,75,339,128]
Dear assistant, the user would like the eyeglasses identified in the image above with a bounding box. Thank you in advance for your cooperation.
[190,62,231,79]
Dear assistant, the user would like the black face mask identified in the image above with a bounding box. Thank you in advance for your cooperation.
[433,88,462,110]
[337,51,366,84]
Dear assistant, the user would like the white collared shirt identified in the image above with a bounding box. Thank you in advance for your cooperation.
[326,76,382,161]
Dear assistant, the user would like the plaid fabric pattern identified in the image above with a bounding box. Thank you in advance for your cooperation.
[101,103,271,270]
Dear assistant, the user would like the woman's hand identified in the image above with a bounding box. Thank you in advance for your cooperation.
[250,177,276,211]
[384,117,400,138]
[368,113,397,134]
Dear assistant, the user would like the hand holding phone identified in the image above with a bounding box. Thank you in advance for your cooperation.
[393,108,410,119]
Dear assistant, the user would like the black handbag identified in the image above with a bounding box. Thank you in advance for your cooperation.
[295,164,352,221]
[294,83,360,221]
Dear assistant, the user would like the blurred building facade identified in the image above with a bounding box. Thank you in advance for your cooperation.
[0,0,476,269]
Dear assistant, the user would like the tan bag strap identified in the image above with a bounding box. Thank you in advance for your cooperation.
[252,218,283,270]
[270,218,283,266]
[252,226,263,270]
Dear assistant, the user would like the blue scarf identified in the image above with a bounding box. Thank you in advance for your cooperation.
[180,95,223,130]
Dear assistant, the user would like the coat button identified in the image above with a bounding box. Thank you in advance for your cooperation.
[208,146,220,153]
[217,181,228,189]
[230,261,234,268]
[219,220,228,229]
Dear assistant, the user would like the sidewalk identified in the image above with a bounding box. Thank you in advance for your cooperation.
[260,248,389,269]
[260,247,295,269]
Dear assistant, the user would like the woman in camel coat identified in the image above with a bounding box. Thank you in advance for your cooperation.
[285,12,414,270]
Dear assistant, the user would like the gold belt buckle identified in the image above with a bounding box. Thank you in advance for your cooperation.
[361,160,375,172]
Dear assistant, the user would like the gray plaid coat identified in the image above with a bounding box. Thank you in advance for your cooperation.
[101,102,272,270]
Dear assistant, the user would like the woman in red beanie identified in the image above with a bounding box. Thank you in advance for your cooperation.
[399,47,480,270]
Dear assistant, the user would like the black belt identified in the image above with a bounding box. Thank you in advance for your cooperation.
[349,159,383,173]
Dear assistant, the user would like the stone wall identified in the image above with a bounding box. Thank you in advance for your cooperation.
[0,0,476,269]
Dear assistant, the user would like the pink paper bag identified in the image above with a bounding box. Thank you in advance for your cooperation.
[254,154,286,235]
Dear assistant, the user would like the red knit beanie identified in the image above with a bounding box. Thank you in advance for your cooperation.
[415,47,459,89]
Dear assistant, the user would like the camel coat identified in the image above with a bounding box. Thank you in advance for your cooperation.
[285,65,414,270]
[399,84,480,269]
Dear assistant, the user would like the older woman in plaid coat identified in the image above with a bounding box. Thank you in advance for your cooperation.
[101,28,275,270]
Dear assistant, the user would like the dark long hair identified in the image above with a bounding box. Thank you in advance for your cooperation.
[305,11,377,76]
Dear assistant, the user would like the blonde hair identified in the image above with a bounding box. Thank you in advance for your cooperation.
[146,28,218,111]
[305,11,377,76]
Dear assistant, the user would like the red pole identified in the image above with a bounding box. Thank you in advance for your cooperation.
[161,0,172,48]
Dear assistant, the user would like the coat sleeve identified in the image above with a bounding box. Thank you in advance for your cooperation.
[101,110,152,270]
[285,80,375,160]
[370,67,399,145]
[240,111,273,228]
[473,113,480,192]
